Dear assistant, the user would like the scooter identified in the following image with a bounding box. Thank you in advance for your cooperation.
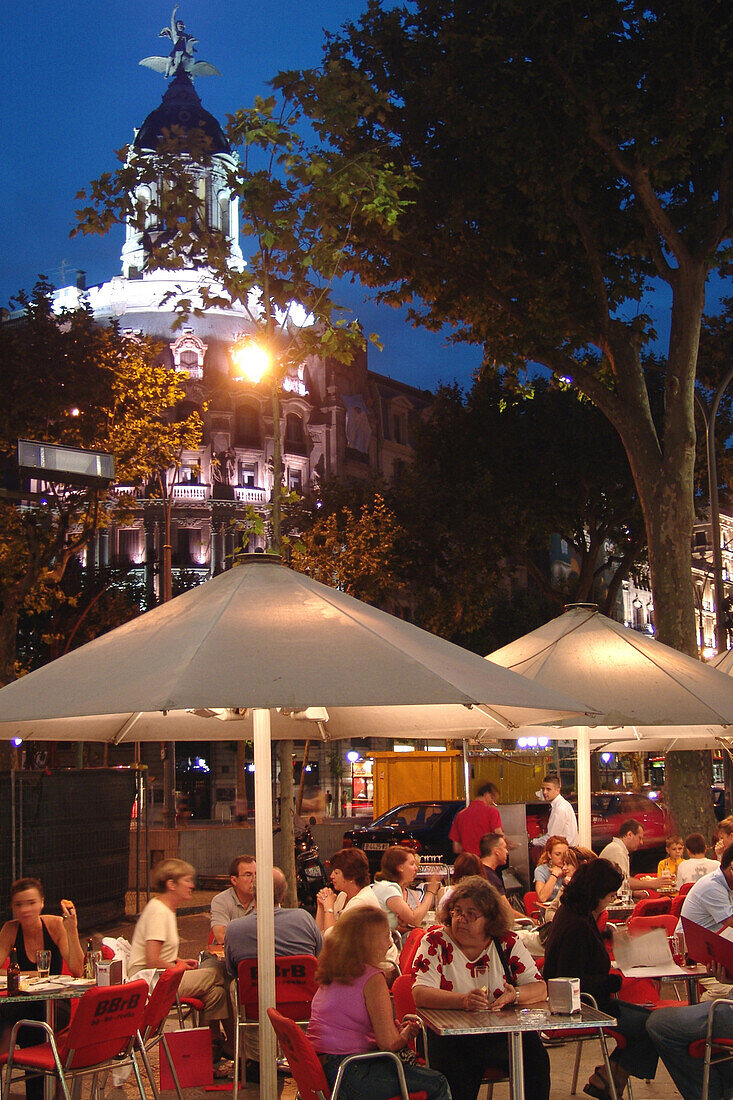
[295,821,327,913]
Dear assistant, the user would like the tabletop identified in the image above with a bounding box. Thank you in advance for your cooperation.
[0,976,94,1005]
[418,1002,617,1036]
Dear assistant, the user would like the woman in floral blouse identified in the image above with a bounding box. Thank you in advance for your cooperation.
[412,876,549,1100]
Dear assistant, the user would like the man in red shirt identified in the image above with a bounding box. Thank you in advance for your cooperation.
[449,782,504,856]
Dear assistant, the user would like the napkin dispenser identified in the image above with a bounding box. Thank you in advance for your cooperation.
[547,977,581,1014]
[96,959,123,986]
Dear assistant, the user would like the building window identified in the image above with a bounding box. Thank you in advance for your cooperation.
[170,330,207,380]
[179,464,199,484]
[118,528,140,564]
[177,528,203,566]
[284,413,307,455]
[239,461,258,487]
[234,403,261,447]
[288,468,303,492]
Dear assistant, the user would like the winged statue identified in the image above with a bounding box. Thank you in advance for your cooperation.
[140,7,221,79]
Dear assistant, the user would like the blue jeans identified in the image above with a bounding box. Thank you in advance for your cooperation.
[647,1001,733,1100]
[322,1052,452,1100]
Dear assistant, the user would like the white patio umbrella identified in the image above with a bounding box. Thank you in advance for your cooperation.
[487,605,733,847]
[0,556,591,1099]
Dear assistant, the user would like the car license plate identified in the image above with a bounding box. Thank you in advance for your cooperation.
[364,842,388,851]
[305,866,323,880]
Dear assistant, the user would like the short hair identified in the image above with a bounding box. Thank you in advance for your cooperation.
[228,854,255,879]
[537,835,569,866]
[618,818,643,838]
[477,781,500,799]
[452,852,485,883]
[10,877,43,901]
[684,833,707,856]
[316,906,389,985]
[721,846,733,872]
[665,835,683,850]
[718,816,733,838]
[442,876,510,939]
[329,848,371,888]
[569,846,597,867]
[560,859,623,916]
[542,773,561,788]
[479,832,506,858]
[151,858,195,893]
[272,868,287,904]
[375,845,410,884]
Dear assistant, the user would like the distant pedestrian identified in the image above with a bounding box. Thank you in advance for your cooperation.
[449,782,504,856]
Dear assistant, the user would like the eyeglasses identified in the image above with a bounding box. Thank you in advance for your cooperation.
[237,871,255,879]
[451,907,482,923]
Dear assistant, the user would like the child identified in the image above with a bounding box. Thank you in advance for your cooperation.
[657,835,684,881]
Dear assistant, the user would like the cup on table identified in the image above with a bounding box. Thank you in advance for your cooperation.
[36,950,51,979]
[669,932,685,966]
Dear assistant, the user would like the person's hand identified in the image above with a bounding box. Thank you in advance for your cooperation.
[60,899,78,928]
[400,1015,421,1042]
[715,837,726,860]
[707,961,733,985]
[488,981,518,1012]
[425,875,442,896]
[316,888,334,908]
[183,958,198,969]
[462,987,489,1012]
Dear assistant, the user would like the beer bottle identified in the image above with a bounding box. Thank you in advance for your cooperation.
[83,938,94,980]
[7,948,21,995]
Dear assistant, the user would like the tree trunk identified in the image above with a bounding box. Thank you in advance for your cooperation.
[665,748,715,843]
[277,739,298,907]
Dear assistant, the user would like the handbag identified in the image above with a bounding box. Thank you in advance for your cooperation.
[159,1027,213,1090]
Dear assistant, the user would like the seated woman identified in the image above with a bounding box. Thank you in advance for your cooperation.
[543,858,659,1100]
[0,878,84,1099]
[315,848,379,932]
[533,834,570,903]
[129,859,232,1060]
[372,846,442,936]
[412,876,549,1100]
[307,906,450,1100]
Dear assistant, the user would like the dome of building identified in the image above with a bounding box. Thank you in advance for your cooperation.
[134,71,230,155]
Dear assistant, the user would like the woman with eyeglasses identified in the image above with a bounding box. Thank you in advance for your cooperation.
[412,876,549,1100]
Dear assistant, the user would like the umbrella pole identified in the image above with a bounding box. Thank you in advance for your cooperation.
[577,727,592,848]
[462,741,470,806]
[253,708,277,1098]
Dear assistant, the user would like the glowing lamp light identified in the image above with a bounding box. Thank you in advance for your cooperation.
[231,340,271,384]
[601,752,613,764]
[346,751,360,763]
[247,763,255,772]
[11,738,22,747]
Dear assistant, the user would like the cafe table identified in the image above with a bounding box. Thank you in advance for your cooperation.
[418,1001,618,1100]
[615,961,707,1004]
[0,975,95,1100]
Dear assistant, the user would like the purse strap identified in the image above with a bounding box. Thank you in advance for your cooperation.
[492,936,515,986]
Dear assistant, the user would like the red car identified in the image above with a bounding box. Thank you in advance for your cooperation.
[526,791,674,854]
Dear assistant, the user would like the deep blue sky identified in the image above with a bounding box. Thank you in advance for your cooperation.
[1,1,482,392]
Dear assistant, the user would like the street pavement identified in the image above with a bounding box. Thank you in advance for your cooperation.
[6,896,688,1099]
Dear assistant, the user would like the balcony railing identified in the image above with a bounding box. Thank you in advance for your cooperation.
[171,483,210,500]
[234,486,267,504]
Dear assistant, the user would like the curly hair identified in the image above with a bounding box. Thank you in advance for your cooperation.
[442,876,510,939]
[316,906,389,985]
[537,835,569,866]
[559,859,622,916]
[329,848,371,888]
[374,845,410,884]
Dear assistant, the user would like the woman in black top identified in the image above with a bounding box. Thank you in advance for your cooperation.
[544,859,659,1100]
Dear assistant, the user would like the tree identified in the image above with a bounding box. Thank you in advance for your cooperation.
[0,282,203,684]
[287,0,732,837]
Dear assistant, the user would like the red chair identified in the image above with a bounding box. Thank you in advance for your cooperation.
[671,883,695,919]
[631,896,671,919]
[234,954,318,1092]
[627,914,678,938]
[267,1007,428,1100]
[136,964,187,1100]
[687,996,733,1100]
[399,928,427,974]
[523,891,542,920]
[390,973,507,1098]
[549,992,627,1099]
[1,980,149,1100]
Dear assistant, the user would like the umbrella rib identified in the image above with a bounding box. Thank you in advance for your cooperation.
[112,712,144,745]
[501,609,596,674]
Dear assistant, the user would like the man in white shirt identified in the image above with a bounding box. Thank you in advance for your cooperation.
[676,845,733,1003]
[677,832,720,886]
[532,774,579,848]
[599,820,668,897]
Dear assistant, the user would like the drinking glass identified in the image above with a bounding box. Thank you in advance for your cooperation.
[36,950,51,979]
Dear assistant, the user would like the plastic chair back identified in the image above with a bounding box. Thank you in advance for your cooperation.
[399,928,427,974]
[141,965,186,1037]
[57,980,148,1069]
[627,913,678,938]
[523,891,541,919]
[267,1007,330,1100]
[631,896,671,918]
[237,954,318,1023]
[392,973,418,1022]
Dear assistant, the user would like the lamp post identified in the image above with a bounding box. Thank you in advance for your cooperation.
[694,363,733,654]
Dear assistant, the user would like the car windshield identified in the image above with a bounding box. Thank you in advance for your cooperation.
[372,803,448,829]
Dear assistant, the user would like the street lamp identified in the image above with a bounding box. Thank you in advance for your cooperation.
[695,364,733,654]
[231,336,282,555]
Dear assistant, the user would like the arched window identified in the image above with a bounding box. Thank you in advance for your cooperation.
[218,190,230,237]
[234,403,261,447]
[284,413,307,455]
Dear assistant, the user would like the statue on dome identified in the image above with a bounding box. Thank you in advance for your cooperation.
[139,7,221,80]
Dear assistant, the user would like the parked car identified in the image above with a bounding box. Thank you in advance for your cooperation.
[341,800,464,875]
[344,791,676,877]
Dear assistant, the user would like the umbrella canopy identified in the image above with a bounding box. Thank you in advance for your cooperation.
[0,556,591,1098]
[487,605,733,847]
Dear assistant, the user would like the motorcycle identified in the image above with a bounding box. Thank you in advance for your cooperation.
[295,821,327,913]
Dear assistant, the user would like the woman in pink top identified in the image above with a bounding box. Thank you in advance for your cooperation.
[307,908,451,1100]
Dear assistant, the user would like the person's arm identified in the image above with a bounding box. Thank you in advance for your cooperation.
[315,888,337,932]
[211,924,226,945]
[145,939,168,969]
[534,867,560,904]
[385,878,440,928]
[363,971,421,1051]
[0,922,17,968]
[452,839,463,854]
[209,893,230,946]
[413,978,488,1012]
[55,906,84,977]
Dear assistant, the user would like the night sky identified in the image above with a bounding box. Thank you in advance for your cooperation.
[2,1,483,392]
